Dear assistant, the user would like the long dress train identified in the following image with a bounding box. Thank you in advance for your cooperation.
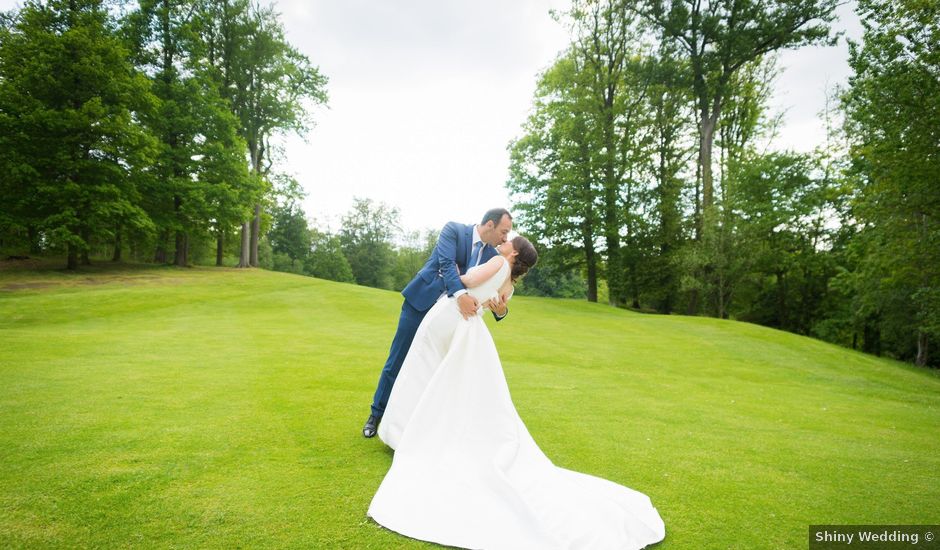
[370,258,665,549]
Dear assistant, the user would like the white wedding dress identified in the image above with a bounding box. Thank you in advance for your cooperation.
[369,257,665,549]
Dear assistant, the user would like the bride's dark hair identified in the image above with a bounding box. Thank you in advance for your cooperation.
[510,236,538,282]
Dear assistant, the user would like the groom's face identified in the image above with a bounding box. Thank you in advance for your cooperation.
[482,215,512,247]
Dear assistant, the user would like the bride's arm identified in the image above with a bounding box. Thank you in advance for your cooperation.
[498,280,514,301]
[459,256,505,288]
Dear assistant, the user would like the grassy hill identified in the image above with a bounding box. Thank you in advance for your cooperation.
[1,262,938,548]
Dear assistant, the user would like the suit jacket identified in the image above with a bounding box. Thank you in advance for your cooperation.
[401,221,499,313]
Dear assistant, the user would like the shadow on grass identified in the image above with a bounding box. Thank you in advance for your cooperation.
[0,256,243,290]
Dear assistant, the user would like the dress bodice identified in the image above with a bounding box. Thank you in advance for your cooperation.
[466,256,510,305]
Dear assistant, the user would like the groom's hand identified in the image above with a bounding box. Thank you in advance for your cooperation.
[457,294,479,319]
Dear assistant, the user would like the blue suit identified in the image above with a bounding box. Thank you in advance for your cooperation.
[370,221,502,418]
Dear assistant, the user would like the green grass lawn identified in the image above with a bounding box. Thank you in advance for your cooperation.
[1,261,939,549]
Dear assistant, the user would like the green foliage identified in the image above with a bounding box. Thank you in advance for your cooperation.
[0,0,325,269]
[513,248,588,299]
[305,230,355,283]
[208,2,328,267]
[339,198,400,290]
[392,229,437,291]
[230,3,328,174]
[0,0,158,268]
[842,0,940,366]
[268,203,312,269]
[638,0,839,216]
[504,0,940,371]
[508,19,654,305]
[121,0,256,266]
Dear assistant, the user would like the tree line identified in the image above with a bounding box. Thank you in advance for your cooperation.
[0,0,326,269]
[507,0,938,367]
[265,191,439,294]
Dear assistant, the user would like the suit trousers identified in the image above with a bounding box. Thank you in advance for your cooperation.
[371,299,428,418]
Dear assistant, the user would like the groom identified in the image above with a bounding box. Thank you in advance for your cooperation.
[363,208,513,438]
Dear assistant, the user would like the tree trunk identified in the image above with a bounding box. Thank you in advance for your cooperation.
[238,221,250,267]
[80,228,91,266]
[686,289,699,316]
[66,242,78,270]
[700,113,717,208]
[603,149,621,307]
[154,229,168,264]
[27,225,41,255]
[583,227,598,303]
[250,203,260,267]
[718,269,726,319]
[173,194,187,266]
[175,230,188,267]
[216,233,224,266]
[579,139,598,303]
[863,321,881,356]
[915,332,928,367]
[604,193,621,307]
[630,261,640,309]
[602,123,622,307]
[112,227,122,262]
[776,270,788,329]
[686,115,704,316]
[586,259,598,302]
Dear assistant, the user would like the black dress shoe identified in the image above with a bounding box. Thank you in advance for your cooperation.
[363,414,381,438]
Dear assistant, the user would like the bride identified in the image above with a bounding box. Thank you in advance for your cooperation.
[369,236,666,549]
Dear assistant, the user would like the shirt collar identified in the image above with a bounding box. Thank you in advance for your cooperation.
[472,225,482,246]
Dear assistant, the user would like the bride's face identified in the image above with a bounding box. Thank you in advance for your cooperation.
[497,240,516,261]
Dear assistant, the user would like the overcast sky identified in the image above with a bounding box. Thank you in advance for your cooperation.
[277,1,863,234]
[0,0,864,234]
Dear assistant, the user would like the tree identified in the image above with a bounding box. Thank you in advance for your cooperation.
[636,0,838,236]
[704,56,781,319]
[509,0,652,306]
[392,229,437,291]
[122,0,224,266]
[305,229,354,283]
[339,198,400,290]
[0,0,157,269]
[842,0,940,366]
[514,246,588,299]
[643,48,696,312]
[509,51,603,302]
[191,0,256,266]
[729,151,838,330]
[569,0,651,306]
[230,4,327,267]
[267,176,311,271]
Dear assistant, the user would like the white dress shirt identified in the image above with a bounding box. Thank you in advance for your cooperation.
[453,226,483,299]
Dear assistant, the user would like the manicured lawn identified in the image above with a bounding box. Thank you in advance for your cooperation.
[1,261,938,548]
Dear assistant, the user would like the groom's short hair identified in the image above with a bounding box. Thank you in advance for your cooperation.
[481,208,511,226]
